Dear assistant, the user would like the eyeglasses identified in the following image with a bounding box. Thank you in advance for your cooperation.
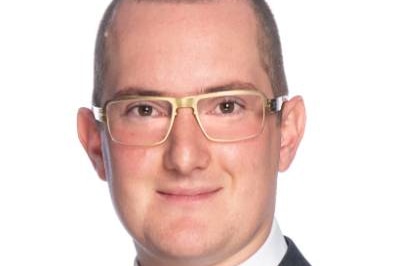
[92,90,286,146]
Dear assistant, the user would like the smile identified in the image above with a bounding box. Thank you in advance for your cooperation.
[157,187,222,203]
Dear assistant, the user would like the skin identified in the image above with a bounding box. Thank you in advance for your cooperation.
[77,0,306,265]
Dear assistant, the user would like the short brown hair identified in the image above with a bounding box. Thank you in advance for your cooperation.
[92,0,288,106]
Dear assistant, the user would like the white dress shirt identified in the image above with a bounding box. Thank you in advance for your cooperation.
[239,219,288,266]
[134,219,287,266]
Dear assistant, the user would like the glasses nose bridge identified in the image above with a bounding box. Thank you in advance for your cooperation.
[175,96,197,114]
[170,96,205,136]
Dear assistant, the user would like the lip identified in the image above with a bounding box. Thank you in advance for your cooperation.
[157,187,222,203]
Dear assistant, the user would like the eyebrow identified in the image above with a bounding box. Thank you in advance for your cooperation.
[201,82,258,93]
[111,87,163,99]
[110,81,258,100]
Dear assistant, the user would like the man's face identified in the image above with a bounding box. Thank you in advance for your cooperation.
[94,0,287,265]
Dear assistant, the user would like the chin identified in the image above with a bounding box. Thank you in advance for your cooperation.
[141,216,233,263]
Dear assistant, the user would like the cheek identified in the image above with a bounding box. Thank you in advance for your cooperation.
[216,128,280,211]
[104,143,162,239]
[108,145,156,179]
[218,128,280,184]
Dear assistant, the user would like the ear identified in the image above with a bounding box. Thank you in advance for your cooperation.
[77,107,107,181]
[279,96,306,172]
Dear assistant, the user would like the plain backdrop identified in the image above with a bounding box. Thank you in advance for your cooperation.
[1,0,399,265]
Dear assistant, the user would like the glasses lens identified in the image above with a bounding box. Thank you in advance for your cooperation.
[106,98,173,145]
[197,93,265,141]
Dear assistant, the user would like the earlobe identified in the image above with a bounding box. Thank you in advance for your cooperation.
[278,96,306,172]
[77,107,107,181]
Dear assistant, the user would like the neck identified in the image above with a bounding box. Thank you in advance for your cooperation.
[135,218,279,266]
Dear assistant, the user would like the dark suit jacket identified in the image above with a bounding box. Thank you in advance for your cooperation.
[278,237,311,266]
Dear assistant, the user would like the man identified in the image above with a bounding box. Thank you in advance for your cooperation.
[77,0,309,265]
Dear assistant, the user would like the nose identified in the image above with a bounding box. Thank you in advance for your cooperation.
[163,108,211,175]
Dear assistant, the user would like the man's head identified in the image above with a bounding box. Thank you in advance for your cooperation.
[77,0,305,265]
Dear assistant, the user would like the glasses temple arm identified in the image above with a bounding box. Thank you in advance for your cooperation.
[92,106,105,122]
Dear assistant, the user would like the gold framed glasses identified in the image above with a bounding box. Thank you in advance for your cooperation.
[92,90,287,146]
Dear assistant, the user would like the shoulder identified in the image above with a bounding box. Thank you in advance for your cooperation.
[278,237,311,266]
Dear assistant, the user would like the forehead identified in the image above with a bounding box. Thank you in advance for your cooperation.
[104,0,270,99]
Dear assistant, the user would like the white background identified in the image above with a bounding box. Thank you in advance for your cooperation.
[0,0,399,265]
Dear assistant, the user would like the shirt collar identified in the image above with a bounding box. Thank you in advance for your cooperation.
[239,219,288,266]
[134,219,287,266]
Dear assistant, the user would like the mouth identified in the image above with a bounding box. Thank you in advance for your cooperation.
[157,187,222,203]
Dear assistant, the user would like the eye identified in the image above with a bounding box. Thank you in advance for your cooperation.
[136,105,153,116]
[219,101,236,114]
[199,96,247,116]
[124,103,161,118]
[213,99,245,115]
